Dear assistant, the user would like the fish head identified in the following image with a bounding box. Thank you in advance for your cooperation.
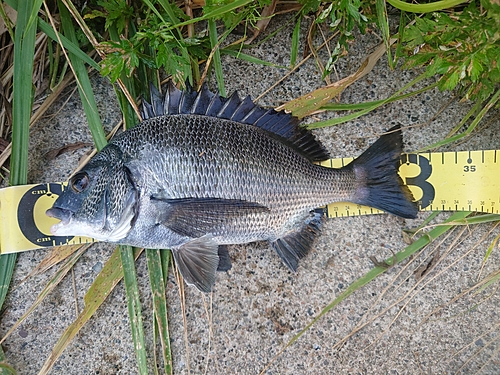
[46,144,138,242]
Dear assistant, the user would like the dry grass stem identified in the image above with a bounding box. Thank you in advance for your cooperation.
[255,31,339,102]
[174,264,192,374]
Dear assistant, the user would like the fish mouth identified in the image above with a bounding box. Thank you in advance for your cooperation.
[46,207,73,234]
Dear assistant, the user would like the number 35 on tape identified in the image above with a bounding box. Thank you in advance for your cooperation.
[1,150,499,254]
[323,149,500,218]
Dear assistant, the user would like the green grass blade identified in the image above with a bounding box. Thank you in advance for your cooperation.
[290,15,301,68]
[38,18,100,70]
[376,0,392,69]
[281,39,400,118]
[200,11,246,88]
[164,0,253,31]
[483,232,500,264]
[39,247,143,374]
[120,246,148,375]
[393,10,407,67]
[208,18,225,96]
[154,0,184,40]
[26,0,43,31]
[4,0,99,70]
[0,239,15,296]
[0,362,16,375]
[409,210,442,232]
[386,0,470,13]
[116,90,140,129]
[473,268,500,294]
[58,0,107,151]
[221,48,287,68]
[204,0,257,21]
[307,71,429,129]
[320,81,439,111]
[10,0,37,185]
[417,87,500,151]
[446,100,482,138]
[303,212,471,335]
[262,211,471,373]
[2,1,17,11]
[440,213,500,226]
[0,255,16,332]
[146,249,173,375]
[0,0,39,332]
[0,1,15,40]
[161,249,170,285]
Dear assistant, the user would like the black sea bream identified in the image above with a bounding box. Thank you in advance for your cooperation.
[46,83,417,292]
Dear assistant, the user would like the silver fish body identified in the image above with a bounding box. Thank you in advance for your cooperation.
[47,83,417,292]
[116,115,352,246]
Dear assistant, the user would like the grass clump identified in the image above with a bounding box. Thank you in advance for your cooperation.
[400,1,500,103]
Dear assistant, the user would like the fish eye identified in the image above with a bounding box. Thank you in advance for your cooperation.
[70,172,90,193]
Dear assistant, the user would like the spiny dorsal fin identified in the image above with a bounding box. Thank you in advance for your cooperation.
[140,81,330,161]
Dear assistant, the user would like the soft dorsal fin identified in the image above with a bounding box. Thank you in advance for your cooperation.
[140,81,330,161]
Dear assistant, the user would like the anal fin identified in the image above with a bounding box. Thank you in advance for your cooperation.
[270,212,323,271]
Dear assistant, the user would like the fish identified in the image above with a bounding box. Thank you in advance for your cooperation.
[46,82,418,292]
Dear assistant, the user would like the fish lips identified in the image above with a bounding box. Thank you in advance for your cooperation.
[46,207,73,235]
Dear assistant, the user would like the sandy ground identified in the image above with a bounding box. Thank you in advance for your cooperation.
[1,14,500,375]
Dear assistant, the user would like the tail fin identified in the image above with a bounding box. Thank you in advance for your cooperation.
[350,125,418,219]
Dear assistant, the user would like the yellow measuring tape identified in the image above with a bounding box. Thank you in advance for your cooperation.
[1,150,498,254]
[0,182,95,254]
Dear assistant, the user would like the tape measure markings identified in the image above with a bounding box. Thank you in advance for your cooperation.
[324,149,500,217]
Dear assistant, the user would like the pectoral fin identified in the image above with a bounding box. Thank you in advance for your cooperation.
[172,235,220,293]
[151,196,269,238]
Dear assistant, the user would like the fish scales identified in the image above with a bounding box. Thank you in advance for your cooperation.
[121,116,352,208]
[47,82,418,292]
[114,115,353,242]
